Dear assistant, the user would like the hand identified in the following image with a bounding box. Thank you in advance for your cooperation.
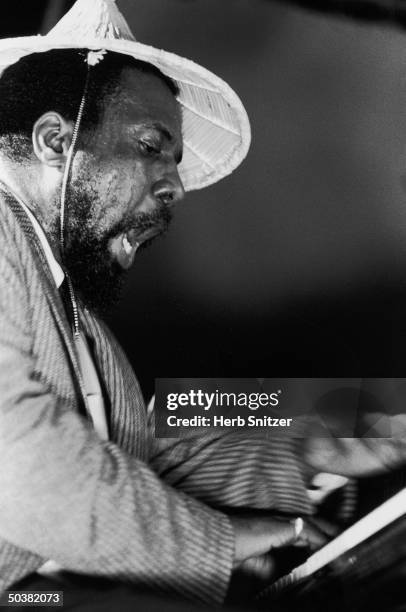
[301,435,406,477]
[226,514,334,602]
[230,514,329,568]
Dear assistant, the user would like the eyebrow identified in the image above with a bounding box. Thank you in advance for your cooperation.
[141,121,183,164]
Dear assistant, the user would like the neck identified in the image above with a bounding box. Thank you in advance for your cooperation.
[0,155,62,262]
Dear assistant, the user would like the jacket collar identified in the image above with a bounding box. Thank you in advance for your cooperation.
[7,190,65,289]
[2,186,89,417]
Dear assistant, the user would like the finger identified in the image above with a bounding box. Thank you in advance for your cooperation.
[265,519,304,549]
[294,521,329,551]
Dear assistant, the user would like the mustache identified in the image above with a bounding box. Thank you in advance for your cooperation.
[112,204,173,238]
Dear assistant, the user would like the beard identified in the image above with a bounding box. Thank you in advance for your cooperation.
[62,181,172,317]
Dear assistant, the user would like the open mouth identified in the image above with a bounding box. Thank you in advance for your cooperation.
[108,227,161,270]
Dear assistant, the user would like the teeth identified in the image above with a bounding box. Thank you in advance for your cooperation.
[122,235,132,256]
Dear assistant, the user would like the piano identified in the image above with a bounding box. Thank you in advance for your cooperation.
[255,487,406,612]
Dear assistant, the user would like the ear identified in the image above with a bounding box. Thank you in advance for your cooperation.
[32,112,74,168]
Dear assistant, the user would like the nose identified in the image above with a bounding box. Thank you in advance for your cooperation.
[153,171,185,207]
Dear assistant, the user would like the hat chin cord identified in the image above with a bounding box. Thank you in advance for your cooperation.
[59,61,91,338]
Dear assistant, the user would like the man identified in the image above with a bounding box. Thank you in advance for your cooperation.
[0,0,329,608]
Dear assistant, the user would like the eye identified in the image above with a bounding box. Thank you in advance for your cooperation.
[138,139,161,157]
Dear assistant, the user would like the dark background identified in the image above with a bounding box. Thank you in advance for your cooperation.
[4,0,406,398]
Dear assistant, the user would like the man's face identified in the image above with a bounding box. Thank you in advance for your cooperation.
[64,66,184,315]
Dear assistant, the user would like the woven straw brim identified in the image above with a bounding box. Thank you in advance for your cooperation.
[0,36,251,192]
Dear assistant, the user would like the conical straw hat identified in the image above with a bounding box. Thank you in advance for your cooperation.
[0,0,251,192]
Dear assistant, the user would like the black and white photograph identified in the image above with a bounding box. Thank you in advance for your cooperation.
[0,0,406,610]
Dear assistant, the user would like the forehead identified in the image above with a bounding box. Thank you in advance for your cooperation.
[102,66,182,138]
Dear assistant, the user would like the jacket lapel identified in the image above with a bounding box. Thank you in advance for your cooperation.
[5,193,89,417]
[80,308,147,459]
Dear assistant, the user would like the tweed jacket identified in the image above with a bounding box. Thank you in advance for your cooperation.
[0,189,314,605]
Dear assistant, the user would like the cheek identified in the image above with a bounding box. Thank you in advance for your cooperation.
[94,163,151,229]
[105,161,149,199]
[102,168,133,205]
